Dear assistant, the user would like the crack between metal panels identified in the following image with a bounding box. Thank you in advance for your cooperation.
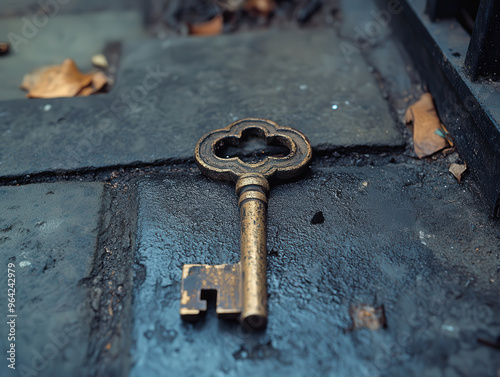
[0,8,423,188]
[80,181,136,376]
[0,157,196,186]
[0,145,416,187]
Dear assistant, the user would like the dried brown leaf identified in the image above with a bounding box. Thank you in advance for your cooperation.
[21,59,94,98]
[21,59,108,98]
[449,163,467,183]
[77,86,94,97]
[405,93,449,158]
[20,67,44,91]
[188,14,223,36]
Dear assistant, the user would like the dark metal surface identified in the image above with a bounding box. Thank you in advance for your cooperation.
[1,1,499,375]
[131,165,500,377]
[0,30,403,180]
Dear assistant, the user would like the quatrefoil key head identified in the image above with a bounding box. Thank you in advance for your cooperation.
[195,118,313,183]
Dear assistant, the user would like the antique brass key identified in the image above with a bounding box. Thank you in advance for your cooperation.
[180,118,312,329]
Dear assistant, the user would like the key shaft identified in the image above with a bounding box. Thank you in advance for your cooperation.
[237,173,269,329]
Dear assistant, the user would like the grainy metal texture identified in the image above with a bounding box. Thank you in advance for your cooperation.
[181,119,312,329]
[131,166,500,377]
[0,183,103,377]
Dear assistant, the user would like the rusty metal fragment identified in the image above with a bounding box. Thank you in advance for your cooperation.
[348,304,387,331]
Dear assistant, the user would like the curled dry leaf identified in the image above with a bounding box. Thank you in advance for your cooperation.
[405,93,450,158]
[21,58,108,98]
[188,14,223,36]
[348,304,387,331]
[245,0,276,16]
[21,59,93,98]
[449,163,467,183]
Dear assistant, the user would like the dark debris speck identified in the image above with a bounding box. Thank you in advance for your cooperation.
[311,211,325,225]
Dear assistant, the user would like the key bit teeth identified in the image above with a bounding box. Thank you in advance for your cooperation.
[180,263,242,321]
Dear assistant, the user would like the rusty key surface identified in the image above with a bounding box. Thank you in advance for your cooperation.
[180,118,312,329]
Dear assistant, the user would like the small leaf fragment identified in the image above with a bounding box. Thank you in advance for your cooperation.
[188,14,223,36]
[449,163,467,183]
[405,93,450,158]
[91,53,109,69]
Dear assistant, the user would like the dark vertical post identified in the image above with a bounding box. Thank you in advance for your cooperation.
[465,0,500,80]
